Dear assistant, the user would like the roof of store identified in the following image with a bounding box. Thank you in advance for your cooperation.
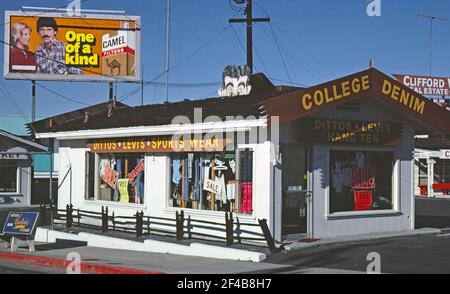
[28,69,450,136]
[262,68,450,135]
[415,136,450,150]
[0,129,48,152]
[28,73,300,134]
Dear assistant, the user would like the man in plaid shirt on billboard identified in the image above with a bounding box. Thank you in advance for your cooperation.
[35,17,82,75]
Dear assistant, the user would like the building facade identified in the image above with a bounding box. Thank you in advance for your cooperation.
[30,69,450,241]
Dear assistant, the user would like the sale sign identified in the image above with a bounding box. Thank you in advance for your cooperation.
[101,164,119,190]
[352,167,376,189]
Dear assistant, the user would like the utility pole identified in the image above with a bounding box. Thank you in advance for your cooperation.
[31,80,36,122]
[417,14,448,76]
[229,0,270,73]
[165,0,171,102]
[141,65,144,106]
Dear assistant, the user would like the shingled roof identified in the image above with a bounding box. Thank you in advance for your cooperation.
[28,73,301,134]
[415,136,450,150]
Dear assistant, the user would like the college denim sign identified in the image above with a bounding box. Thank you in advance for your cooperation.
[262,68,450,135]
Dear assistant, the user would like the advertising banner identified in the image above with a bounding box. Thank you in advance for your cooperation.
[2,212,39,236]
[393,74,450,97]
[4,11,140,82]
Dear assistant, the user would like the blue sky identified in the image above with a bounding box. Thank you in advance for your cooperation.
[0,0,449,120]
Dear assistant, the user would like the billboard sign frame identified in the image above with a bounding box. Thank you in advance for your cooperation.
[3,10,141,83]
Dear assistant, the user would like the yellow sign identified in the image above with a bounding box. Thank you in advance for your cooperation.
[88,137,228,153]
[117,179,129,203]
[301,75,370,111]
[381,79,426,115]
[4,11,140,82]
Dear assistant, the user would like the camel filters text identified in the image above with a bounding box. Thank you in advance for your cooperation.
[102,23,136,77]
[299,74,426,115]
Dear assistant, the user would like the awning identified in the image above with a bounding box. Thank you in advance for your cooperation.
[261,68,450,135]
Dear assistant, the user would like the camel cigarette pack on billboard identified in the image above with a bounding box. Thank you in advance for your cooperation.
[102,22,136,77]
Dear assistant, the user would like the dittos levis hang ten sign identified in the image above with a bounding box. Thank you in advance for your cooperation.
[299,74,426,115]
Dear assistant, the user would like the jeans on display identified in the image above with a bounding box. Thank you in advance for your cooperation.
[113,158,122,202]
[136,169,144,203]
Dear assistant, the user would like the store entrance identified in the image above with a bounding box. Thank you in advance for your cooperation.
[281,146,310,236]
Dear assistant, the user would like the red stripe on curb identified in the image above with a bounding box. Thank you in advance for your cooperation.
[0,252,164,274]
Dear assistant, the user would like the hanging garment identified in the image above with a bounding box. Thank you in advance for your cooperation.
[342,166,352,187]
[240,182,253,214]
[216,172,227,204]
[172,155,182,185]
[332,161,344,194]
[187,153,194,179]
[182,159,190,201]
[135,159,144,203]
[356,152,365,168]
[203,159,211,181]
[113,157,123,202]
[226,181,236,201]
[194,158,201,201]
[214,155,228,171]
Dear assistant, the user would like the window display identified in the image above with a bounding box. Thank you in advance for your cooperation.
[85,152,145,204]
[329,150,394,213]
[169,150,253,214]
[0,161,18,193]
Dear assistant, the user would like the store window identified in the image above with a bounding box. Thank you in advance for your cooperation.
[85,152,145,204]
[169,150,254,214]
[0,161,18,193]
[434,159,450,184]
[329,150,394,213]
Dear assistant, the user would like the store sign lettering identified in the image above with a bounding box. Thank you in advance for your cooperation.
[393,74,450,97]
[299,119,402,146]
[301,75,370,111]
[203,179,222,197]
[88,137,227,153]
[352,167,376,189]
[128,160,144,181]
[440,150,450,159]
[381,79,426,115]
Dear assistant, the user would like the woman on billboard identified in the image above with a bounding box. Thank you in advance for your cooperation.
[10,22,37,73]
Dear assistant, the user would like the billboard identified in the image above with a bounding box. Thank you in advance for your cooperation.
[393,74,450,97]
[3,11,141,82]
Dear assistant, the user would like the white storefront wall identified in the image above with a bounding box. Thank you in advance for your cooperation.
[56,138,275,238]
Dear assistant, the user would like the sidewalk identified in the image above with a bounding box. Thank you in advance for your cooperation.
[0,246,290,274]
[284,228,441,251]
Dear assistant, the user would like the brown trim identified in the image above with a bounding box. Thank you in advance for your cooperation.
[262,68,450,134]
[87,136,230,153]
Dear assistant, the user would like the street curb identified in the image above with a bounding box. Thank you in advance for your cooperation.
[0,252,164,274]
[284,228,442,251]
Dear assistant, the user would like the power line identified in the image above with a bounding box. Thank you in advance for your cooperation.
[34,82,90,106]
[235,23,270,75]
[271,22,336,77]
[257,24,325,82]
[417,14,448,75]
[0,80,39,134]
[119,25,230,103]
[267,22,292,85]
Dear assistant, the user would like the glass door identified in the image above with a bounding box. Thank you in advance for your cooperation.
[281,146,310,236]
